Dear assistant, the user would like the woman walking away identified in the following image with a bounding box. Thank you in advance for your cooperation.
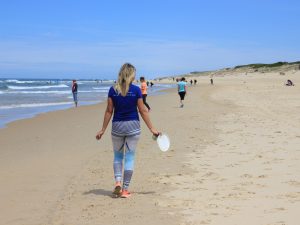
[177,77,187,108]
[96,63,159,198]
[140,76,151,111]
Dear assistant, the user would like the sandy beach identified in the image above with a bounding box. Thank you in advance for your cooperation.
[0,71,299,225]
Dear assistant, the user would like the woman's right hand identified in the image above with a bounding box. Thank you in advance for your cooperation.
[96,130,105,140]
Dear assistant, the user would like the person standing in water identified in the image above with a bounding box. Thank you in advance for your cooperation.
[140,76,151,111]
[177,77,187,108]
[96,63,159,198]
[72,80,78,107]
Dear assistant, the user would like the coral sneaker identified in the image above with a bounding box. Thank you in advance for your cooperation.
[120,190,131,198]
[112,185,122,198]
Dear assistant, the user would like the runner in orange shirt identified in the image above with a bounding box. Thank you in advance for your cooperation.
[140,77,151,111]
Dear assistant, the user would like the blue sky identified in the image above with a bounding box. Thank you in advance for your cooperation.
[0,0,299,79]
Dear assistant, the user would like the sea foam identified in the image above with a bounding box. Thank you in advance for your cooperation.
[7,84,69,90]
[0,102,73,109]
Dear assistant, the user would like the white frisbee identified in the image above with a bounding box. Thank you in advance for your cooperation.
[157,133,170,152]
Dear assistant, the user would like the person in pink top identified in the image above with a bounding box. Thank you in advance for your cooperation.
[140,77,151,111]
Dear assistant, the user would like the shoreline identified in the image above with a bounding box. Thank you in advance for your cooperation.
[0,83,175,130]
[0,100,102,130]
[1,72,299,224]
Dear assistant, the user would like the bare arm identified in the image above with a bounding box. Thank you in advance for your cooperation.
[96,97,114,140]
[137,98,159,135]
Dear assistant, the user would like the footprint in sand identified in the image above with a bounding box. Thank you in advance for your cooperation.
[258,174,268,178]
[265,207,286,214]
[200,220,211,224]
[285,180,300,187]
[225,164,234,167]
[256,183,267,188]
[240,174,253,178]
[240,181,254,186]
[285,192,300,199]
[202,171,219,179]
[277,192,300,203]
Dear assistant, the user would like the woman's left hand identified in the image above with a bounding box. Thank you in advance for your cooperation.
[150,127,160,136]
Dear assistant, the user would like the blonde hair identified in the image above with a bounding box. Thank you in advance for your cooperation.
[114,63,136,96]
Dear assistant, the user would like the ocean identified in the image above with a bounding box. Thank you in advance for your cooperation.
[0,78,174,128]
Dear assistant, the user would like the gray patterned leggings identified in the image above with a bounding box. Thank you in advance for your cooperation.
[111,134,140,190]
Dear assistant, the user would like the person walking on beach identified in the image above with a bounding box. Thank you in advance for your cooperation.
[140,76,151,111]
[177,77,187,108]
[95,63,159,198]
[285,79,294,86]
[210,74,214,85]
[72,80,78,107]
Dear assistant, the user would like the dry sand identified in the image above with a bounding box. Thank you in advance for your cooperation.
[0,71,299,225]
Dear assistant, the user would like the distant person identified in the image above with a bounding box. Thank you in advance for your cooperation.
[95,63,159,198]
[146,81,149,87]
[72,80,78,107]
[210,75,214,85]
[177,77,187,108]
[194,79,197,85]
[140,77,151,111]
[150,82,154,87]
[190,80,193,85]
[285,79,294,86]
